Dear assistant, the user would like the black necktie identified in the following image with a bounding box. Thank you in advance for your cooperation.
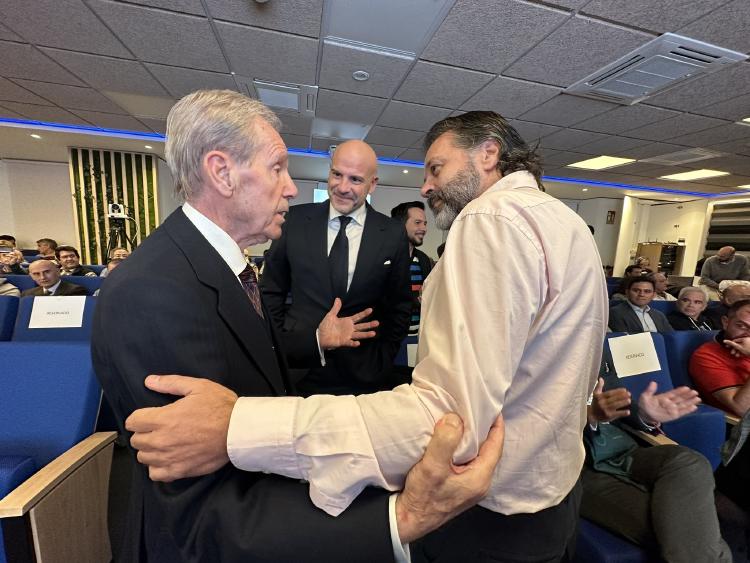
[329,216,352,299]
[239,265,264,318]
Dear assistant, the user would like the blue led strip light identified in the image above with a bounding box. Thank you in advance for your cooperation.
[1,117,745,198]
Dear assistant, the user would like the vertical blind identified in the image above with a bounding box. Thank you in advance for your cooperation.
[706,201,750,256]
[69,148,159,264]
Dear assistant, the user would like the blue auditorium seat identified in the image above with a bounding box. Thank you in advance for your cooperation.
[83,264,105,275]
[0,297,18,341]
[63,275,104,295]
[12,296,96,341]
[662,330,717,388]
[2,275,35,293]
[574,518,650,563]
[648,300,676,315]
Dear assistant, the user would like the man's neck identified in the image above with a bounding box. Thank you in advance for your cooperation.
[409,243,414,257]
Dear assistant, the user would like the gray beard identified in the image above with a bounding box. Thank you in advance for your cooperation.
[428,164,481,230]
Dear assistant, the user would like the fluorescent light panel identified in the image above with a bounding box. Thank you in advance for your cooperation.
[566,155,635,170]
[737,184,750,189]
[659,169,730,181]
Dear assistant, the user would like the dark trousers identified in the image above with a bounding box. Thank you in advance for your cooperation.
[411,480,581,563]
[581,445,730,563]
[716,440,750,511]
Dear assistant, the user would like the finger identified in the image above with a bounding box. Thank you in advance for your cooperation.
[349,307,374,323]
[149,466,177,483]
[593,377,604,395]
[353,320,379,331]
[470,415,505,472]
[604,395,632,410]
[350,330,377,341]
[327,298,342,317]
[144,374,203,397]
[126,406,165,432]
[642,381,658,397]
[422,413,464,468]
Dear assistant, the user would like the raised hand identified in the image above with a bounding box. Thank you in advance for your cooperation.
[638,381,700,424]
[318,298,379,350]
[589,377,631,423]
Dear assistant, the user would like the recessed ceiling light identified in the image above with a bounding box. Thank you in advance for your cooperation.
[352,70,370,82]
[402,169,409,174]
[737,184,750,189]
[230,71,236,75]
[567,155,635,170]
[30,133,41,139]
[582,188,589,192]
[144,145,152,149]
[659,169,730,181]
[742,117,750,123]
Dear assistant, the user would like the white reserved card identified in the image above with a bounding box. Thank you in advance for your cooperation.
[407,343,418,367]
[608,332,661,378]
[29,296,86,329]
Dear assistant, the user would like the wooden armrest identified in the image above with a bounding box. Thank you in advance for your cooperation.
[725,413,740,425]
[0,431,117,518]
[620,424,677,447]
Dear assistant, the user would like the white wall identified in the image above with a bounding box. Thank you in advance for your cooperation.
[614,196,647,276]
[0,161,14,237]
[643,199,709,276]
[4,160,76,249]
[575,198,623,266]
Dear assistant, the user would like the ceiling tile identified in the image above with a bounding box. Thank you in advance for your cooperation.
[139,117,167,134]
[11,79,126,114]
[41,48,168,97]
[0,77,51,105]
[695,93,750,122]
[542,0,588,8]
[0,0,130,57]
[710,138,750,156]
[0,41,84,85]
[574,104,680,135]
[610,142,688,159]
[310,136,338,153]
[696,155,750,175]
[205,0,323,37]
[581,0,726,33]
[667,123,750,147]
[504,16,652,87]
[573,135,649,155]
[623,114,725,141]
[394,61,493,109]
[365,126,423,147]
[319,41,412,98]
[0,104,23,119]
[399,148,426,163]
[421,0,568,73]
[678,0,750,54]
[0,22,22,42]
[217,22,317,84]
[699,174,750,188]
[278,113,313,136]
[368,144,408,159]
[117,0,205,15]
[539,128,609,150]
[615,162,692,177]
[89,1,229,72]
[518,94,616,127]
[539,149,589,167]
[144,64,236,99]
[0,101,89,125]
[646,62,750,112]
[68,110,151,131]
[460,76,561,118]
[507,120,560,143]
[377,101,451,132]
[315,89,387,123]
[281,133,310,150]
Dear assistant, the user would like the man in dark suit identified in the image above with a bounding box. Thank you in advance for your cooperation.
[261,140,412,395]
[22,259,87,296]
[391,201,433,336]
[93,90,503,562]
[609,277,673,333]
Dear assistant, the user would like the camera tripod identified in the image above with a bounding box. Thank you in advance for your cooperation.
[105,217,137,258]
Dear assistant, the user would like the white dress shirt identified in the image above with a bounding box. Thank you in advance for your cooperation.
[228,172,607,526]
[327,202,367,292]
[628,302,658,332]
[44,280,63,295]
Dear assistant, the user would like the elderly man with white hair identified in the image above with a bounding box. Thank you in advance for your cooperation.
[667,286,717,330]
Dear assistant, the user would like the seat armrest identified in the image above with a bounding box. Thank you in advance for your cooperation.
[620,424,677,447]
[725,413,740,425]
[0,431,117,518]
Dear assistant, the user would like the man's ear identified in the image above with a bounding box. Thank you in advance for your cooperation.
[722,315,730,331]
[204,150,234,198]
[369,175,379,195]
[476,139,501,174]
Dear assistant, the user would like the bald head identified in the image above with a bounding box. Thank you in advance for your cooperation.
[717,246,736,262]
[327,140,379,215]
[722,282,750,306]
[29,259,61,289]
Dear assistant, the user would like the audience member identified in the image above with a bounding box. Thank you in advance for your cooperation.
[609,277,673,333]
[35,238,57,259]
[611,264,644,300]
[101,247,130,277]
[56,246,97,277]
[667,286,717,331]
[690,299,750,511]
[391,201,432,336]
[635,256,654,274]
[700,246,750,300]
[22,259,87,296]
[261,139,412,396]
[704,282,750,328]
[0,235,16,246]
[0,277,20,297]
[94,259,122,296]
[582,370,730,562]
[649,272,676,301]
[0,246,26,275]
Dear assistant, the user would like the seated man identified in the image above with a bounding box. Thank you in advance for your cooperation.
[649,272,676,301]
[704,282,750,328]
[700,247,750,300]
[93,259,122,296]
[101,247,130,277]
[582,370,730,562]
[609,276,673,333]
[690,299,750,511]
[667,286,717,331]
[0,277,20,297]
[611,264,643,300]
[56,246,97,277]
[0,245,26,275]
[35,238,57,259]
[22,259,87,296]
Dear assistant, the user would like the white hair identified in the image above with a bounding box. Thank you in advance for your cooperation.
[165,89,280,200]
[678,286,708,300]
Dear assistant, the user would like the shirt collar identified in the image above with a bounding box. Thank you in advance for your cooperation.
[628,300,650,313]
[47,279,62,294]
[329,201,368,226]
[182,202,247,277]
[485,171,540,195]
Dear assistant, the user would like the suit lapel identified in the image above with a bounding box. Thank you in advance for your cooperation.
[164,210,286,395]
[348,205,386,296]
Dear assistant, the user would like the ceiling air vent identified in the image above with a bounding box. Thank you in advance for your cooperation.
[640,147,726,166]
[565,33,748,105]
[234,76,318,118]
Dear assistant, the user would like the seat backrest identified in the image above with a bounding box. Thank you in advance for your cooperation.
[12,296,96,341]
[82,265,105,275]
[662,330,718,388]
[603,332,673,396]
[3,275,36,293]
[0,341,101,469]
[0,296,19,341]
[649,300,676,315]
[64,275,104,295]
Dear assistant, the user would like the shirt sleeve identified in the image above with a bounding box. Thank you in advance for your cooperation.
[689,345,743,398]
[227,211,546,515]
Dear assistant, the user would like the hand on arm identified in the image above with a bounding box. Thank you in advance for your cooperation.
[126,375,238,481]
[723,337,750,358]
[396,413,505,544]
[588,378,631,424]
[637,381,700,424]
[317,298,379,350]
[712,380,750,418]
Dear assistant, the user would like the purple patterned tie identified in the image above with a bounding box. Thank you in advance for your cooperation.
[239,265,264,318]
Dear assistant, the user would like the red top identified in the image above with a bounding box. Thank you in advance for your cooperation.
[689,340,750,409]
